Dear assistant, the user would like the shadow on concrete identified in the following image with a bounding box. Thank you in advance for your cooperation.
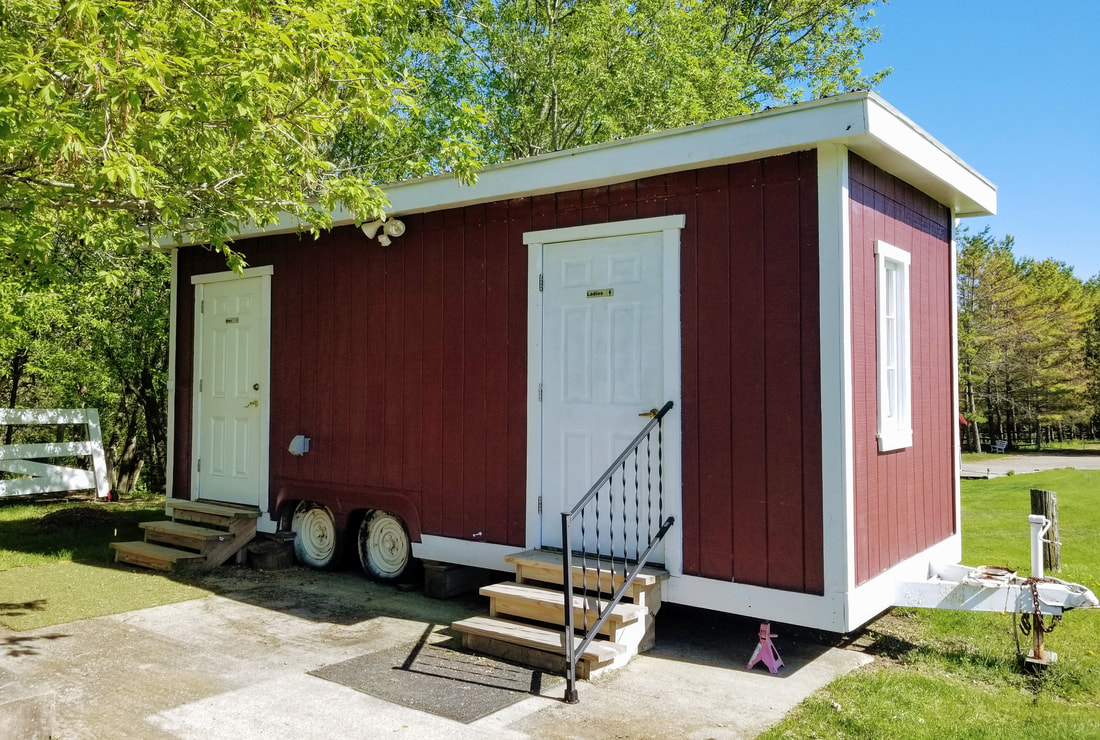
[2,633,68,658]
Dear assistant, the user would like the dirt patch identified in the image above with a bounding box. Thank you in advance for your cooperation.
[36,507,128,532]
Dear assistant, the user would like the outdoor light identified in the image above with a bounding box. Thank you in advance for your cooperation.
[361,218,405,245]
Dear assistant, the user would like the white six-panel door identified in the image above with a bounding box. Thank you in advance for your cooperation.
[191,269,271,507]
[527,217,683,570]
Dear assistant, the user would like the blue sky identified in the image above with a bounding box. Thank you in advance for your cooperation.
[860,1,1100,281]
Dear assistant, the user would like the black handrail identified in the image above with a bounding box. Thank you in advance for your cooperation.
[561,400,674,703]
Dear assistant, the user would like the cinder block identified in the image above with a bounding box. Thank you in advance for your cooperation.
[423,561,498,600]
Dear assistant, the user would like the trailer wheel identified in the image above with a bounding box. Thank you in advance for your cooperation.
[291,502,343,570]
[358,510,416,582]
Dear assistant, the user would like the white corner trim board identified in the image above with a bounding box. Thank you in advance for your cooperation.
[817,143,855,597]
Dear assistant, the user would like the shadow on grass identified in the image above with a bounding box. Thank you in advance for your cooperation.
[0,599,47,616]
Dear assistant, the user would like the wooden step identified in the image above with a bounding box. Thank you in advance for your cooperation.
[506,549,667,613]
[452,616,629,679]
[166,498,260,528]
[110,541,206,572]
[482,582,646,639]
[166,498,261,518]
[140,520,235,552]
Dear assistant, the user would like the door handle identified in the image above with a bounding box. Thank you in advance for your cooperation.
[245,399,259,408]
[638,408,658,418]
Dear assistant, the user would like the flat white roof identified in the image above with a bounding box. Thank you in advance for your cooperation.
[171,91,996,245]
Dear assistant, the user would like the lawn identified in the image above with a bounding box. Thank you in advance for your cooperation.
[0,498,212,630]
[762,469,1100,739]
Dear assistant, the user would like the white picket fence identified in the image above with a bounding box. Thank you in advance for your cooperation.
[0,409,110,498]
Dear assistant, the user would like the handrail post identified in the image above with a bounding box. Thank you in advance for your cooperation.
[558,400,673,705]
[562,512,578,703]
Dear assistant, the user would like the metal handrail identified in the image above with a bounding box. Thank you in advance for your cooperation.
[561,400,674,703]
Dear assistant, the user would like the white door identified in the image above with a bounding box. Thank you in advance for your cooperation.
[192,272,270,506]
[540,230,670,561]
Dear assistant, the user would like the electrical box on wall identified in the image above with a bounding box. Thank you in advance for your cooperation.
[288,435,310,456]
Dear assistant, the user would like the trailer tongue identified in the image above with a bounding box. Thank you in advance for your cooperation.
[894,515,1098,667]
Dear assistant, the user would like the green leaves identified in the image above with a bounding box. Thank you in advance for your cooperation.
[0,0,480,271]
[958,228,1100,447]
[393,0,886,161]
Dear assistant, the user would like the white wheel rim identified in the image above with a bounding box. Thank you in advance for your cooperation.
[295,507,336,563]
[367,514,409,576]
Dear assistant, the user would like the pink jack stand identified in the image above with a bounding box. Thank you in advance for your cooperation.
[746,622,784,674]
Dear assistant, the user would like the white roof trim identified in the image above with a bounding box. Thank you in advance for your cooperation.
[168,91,995,246]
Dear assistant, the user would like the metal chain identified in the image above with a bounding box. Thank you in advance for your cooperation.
[1021,577,1063,637]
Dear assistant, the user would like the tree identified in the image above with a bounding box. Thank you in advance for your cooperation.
[0,0,482,273]
[392,0,887,161]
[0,246,170,495]
[958,228,1094,450]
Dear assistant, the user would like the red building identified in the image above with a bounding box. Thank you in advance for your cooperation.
[166,92,995,631]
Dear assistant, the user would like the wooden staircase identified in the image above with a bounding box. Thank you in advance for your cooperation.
[110,498,260,572]
[452,549,668,680]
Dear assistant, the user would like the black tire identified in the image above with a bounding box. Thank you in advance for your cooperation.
[357,510,418,582]
[290,502,344,570]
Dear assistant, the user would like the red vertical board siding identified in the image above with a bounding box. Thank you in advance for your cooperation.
[383,240,406,489]
[420,213,445,535]
[694,170,734,581]
[440,209,465,538]
[330,239,354,485]
[172,150,825,590]
[678,183,701,578]
[402,226,424,497]
[506,199,531,544]
[462,205,488,537]
[484,203,510,543]
[849,153,954,585]
[761,158,805,591]
[345,238,370,486]
[728,161,768,585]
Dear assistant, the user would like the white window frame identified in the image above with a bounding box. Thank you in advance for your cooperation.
[875,240,912,451]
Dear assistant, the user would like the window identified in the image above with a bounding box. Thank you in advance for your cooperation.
[875,240,912,451]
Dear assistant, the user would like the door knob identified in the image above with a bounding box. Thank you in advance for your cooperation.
[638,408,658,418]
[245,399,259,408]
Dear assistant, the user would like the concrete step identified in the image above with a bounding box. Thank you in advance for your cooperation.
[110,541,205,572]
[481,581,646,639]
[140,520,235,553]
[506,549,667,613]
[451,616,630,680]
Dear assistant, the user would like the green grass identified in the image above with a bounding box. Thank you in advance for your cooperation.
[0,499,168,568]
[0,498,210,629]
[763,470,1100,739]
[962,451,1008,463]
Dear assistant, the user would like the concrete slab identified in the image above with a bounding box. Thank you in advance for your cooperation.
[0,567,871,739]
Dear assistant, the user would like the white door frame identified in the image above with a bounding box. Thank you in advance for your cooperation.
[524,215,684,577]
[190,266,273,506]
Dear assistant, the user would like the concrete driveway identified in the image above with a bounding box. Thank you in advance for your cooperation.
[961,450,1100,479]
[1,566,870,739]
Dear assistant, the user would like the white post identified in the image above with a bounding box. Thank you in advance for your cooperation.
[1029,514,1049,580]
